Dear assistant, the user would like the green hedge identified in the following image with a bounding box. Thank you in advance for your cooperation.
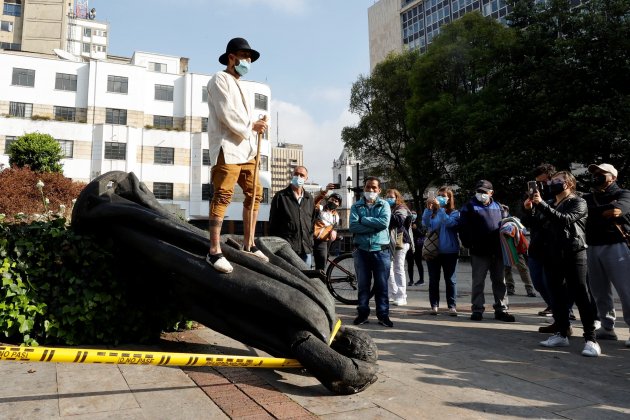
[0,217,187,346]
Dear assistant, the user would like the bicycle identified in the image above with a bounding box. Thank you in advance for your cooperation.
[324,251,375,305]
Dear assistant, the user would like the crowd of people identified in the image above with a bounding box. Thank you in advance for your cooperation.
[205,38,629,360]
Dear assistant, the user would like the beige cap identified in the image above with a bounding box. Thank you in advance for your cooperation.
[588,163,618,177]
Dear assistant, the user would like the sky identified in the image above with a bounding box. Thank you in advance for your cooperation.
[94,0,378,185]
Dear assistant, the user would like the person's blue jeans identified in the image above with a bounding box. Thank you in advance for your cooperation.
[528,255,551,306]
[299,253,313,269]
[427,253,458,309]
[353,248,391,319]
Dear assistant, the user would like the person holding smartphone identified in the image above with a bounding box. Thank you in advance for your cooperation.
[525,170,600,357]
[313,183,342,271]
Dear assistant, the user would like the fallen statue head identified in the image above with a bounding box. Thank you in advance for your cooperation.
[71,171,378,394]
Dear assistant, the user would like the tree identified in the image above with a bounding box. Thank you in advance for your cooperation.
[407,12,520,203]
[8,132,64,173]
[342,50,433,210]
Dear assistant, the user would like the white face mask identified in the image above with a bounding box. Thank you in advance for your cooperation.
[364,191,378,201]
[475,192,490,203]
[291,176,305,187]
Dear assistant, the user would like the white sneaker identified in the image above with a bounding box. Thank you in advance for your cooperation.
[430,306,438,315]
[206,253,233,273]
[594,320,601,330]
[393,299,407,306]
[448,307,457,317]
[581,340,601,357]
[540,333,570,347]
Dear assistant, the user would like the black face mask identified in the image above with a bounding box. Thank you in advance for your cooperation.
[549,182,566,195]
[592,174,607,188]
[326,203,338,210]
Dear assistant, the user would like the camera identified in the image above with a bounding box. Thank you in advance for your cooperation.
[332,183,341,189]
[527,181,538,198]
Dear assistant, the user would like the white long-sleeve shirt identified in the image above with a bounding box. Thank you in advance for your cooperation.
[207,71,257,165]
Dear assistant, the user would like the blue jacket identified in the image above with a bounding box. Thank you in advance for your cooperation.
[458,197,507,256]
[421,208,460,254]
[349,197,391,252]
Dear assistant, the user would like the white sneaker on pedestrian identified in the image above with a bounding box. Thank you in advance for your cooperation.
[593,320,601,330]
[244,247,269,262]
[430,306,438,315]
[540,333,570,347]
[581,340,601,357]
[393,299,407,306]
[448,307,457,317]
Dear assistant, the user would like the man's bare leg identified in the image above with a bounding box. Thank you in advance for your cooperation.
[243,206,269,262]
[206,217,233,273]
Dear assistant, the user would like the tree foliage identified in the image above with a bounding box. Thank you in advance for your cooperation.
[8,132,64,173]
[343,0,630,209]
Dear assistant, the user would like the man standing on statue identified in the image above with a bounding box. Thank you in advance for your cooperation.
[206,37,269,273]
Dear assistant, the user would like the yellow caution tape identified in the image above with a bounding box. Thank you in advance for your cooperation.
[0,320,343,369]
[0,345,302,368]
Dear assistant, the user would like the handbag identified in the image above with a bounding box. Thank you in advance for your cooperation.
[395,231,404,250]
[422,229,439,260]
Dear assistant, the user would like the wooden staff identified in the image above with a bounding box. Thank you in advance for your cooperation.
[248,114,267,250]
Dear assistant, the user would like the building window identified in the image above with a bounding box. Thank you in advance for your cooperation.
[12,68,35,87]
[105,108,127,125]
[9,102,32,118]
[1,20,13,31]
[154,84,174,101]
[259,155,268,171]
[202,149,211,166]
[0,41,20,50]
[107,75,128,94]
[153,115,173,129]
[201,183,213,201]
[201,87,208,102]
[4,136,16,154]
[262,188,269,204]
[92,44,106,53]
[201,117,208,132]
[54,106,76,122]
[149,62,166,73]
[83,27,91,37]
[57,139,74,158]
[82,43,90,53]
[104,142,126,160]
[153,182,173,200]
[3,1,21,17]
[254,93,268,110]
[154,147,174,165]
[55,73,77,91]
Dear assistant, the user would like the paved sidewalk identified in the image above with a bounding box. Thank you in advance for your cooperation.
[1,261,628,419]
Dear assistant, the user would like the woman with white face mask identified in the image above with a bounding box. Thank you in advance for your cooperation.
[422,186,460,316]
[525,171,600,357]
[385,189,413,306]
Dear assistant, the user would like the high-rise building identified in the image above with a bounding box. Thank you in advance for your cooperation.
[1,0,108,60]
[270,142,303,197]
[368,0,511,69]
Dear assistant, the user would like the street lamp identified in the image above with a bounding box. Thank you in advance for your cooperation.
[346,175,363,202]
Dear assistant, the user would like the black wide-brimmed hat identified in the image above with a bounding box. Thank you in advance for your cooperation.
[218,37,260,65]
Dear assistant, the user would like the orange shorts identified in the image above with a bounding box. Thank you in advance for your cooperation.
[209,150,262,218]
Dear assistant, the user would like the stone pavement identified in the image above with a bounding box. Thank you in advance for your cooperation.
[1,261,629,419]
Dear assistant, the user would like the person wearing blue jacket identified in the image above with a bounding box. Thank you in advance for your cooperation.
[459,180,515,322]
[422,186,460,316]
[350,177,393,327]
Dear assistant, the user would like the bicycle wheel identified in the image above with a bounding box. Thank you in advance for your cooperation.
[325,253,375,305]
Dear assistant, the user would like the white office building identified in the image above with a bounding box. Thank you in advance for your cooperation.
[0,49,273,225]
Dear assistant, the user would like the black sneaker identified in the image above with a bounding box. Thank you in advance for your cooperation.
[507,289,515,296]
[378,316,393,327]
[526,290,537,297]
[470,312,483,321]
[495,311,516,322]
[538,307,553,316]
[353,314,369,325]
[414,280,424,286]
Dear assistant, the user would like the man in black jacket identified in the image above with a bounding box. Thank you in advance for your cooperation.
[583,163,630,346]
[269,165,315,266]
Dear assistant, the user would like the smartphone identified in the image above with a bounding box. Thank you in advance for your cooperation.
[427,190,435,200]
[527,181,538,198]
[332,183,341,189]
